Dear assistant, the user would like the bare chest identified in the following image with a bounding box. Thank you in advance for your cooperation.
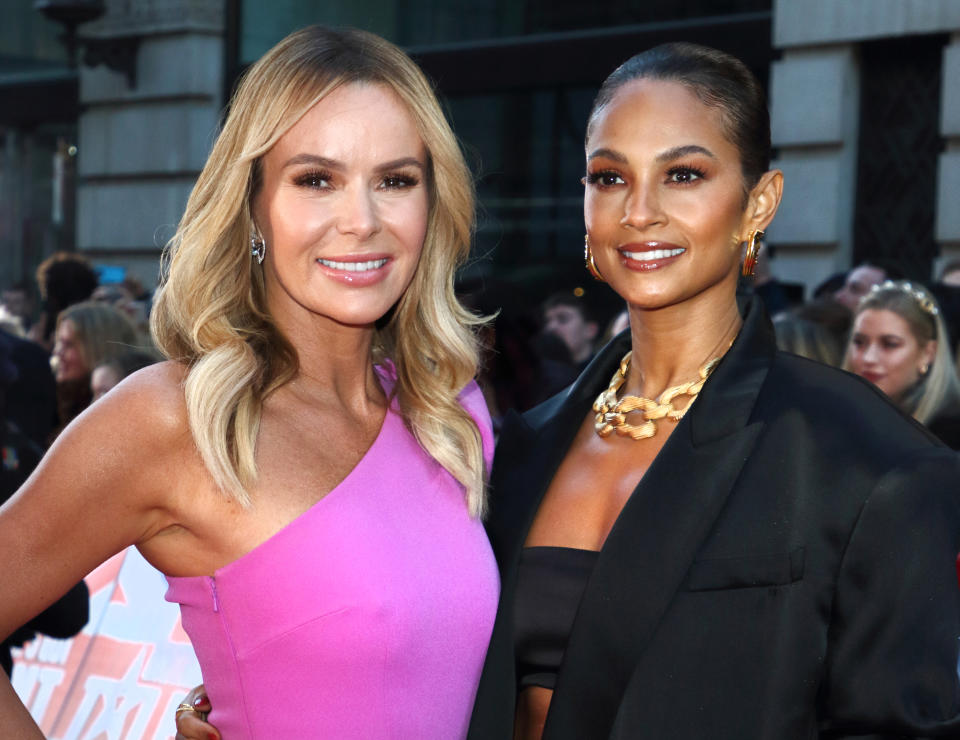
[524,409,678,550]
[145,402,386,575]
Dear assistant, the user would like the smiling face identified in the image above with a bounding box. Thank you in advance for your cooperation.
[252,82,429,333]
[847,308,936,401]
[584,79,778,314]
[52,319,88,382]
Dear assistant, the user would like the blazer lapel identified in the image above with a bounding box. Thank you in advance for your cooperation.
[544,297,775,740]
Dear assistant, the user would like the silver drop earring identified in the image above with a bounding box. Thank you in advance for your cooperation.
[250,231,265,264]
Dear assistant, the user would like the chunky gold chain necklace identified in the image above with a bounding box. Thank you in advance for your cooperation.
[593,351,722,440]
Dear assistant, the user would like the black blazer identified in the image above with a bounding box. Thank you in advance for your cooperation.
[469,298,960,739]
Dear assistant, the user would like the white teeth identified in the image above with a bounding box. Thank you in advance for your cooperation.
[621,247,685,261]
[317,258,388,271]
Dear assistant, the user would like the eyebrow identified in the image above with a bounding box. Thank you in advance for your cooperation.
[587,147,627,164]
[282,153,425,173]
[656,145,716,163]
[586,144,716,164]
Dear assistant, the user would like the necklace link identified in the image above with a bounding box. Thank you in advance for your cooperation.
[593,351,722,440]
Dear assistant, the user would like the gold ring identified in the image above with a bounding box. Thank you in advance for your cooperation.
[176,702,200,715]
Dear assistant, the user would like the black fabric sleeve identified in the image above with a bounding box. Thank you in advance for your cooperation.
[819,448,960,738]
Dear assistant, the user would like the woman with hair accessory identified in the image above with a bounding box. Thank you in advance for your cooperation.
[0,25,497,739]
[177,41,960,740]
[846,279,960,448]
[461,43,959,739]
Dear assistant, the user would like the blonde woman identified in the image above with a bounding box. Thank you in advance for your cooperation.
[0,26,496,739]
[846,280,960,447]
[51,300,142,433]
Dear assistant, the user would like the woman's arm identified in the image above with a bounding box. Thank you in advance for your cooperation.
[0,365,191,735]
[819,447,960,736]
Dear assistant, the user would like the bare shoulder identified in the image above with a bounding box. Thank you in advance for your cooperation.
[43,360,197,498]
[100,360,190,431]
[64,361,194,452]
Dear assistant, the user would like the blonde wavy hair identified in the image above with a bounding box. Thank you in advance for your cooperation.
[844,280,960,424]
[151,26,487,516]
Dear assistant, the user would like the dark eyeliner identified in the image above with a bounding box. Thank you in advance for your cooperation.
[665,164,706,183]
[585,170,622,186]
[382,172,420,188]
[293,170,333,188]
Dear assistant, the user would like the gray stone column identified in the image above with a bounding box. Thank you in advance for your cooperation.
[76,0,224,289]
[937,33,960,269]
[767,44,860,291]
[768,0,960,293]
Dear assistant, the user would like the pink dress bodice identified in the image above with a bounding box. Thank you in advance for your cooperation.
[165,376,498,739]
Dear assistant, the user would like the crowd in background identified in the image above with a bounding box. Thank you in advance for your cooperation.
[2,246,960,668]
[0,251,160,673]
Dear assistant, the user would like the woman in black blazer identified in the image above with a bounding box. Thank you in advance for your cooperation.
[468,44,960,739]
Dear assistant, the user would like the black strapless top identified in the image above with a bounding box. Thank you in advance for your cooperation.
[513,546,599,690]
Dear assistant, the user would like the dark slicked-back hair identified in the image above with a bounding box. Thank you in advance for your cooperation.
[586,42,771,192]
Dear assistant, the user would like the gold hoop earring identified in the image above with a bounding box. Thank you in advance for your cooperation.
[584,235,604,282]
[741,229,764,278]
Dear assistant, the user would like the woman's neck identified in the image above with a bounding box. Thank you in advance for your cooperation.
[278,313,383,414]
[624,295,742,399]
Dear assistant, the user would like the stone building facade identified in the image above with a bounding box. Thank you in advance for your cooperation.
[5,0,960,297]
[76,0,225,286]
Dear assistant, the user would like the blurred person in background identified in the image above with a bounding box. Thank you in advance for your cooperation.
[51,301,141,436]
[92,274,154,337]
[29,252,99,351]
[939,259,960,287]
[747,243,803,317]
[0,320,56,450]
[90,349,160,402]
[0,281,35,336]
[542,290,600,370]
[833,260,901,312]
[845,280,960,448]
[0,337,87,676]
[772,297,852,367]
[812,271,847,300]
[772,312,842,366]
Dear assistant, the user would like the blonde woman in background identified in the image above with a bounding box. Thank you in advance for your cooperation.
[0,26,497,739]
[846,280,960,448]
[51,300,142,435]
[772,313,842,366]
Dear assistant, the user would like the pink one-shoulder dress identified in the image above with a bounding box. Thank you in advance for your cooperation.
[165,373,498,739]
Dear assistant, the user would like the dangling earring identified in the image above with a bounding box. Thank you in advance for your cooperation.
[250,229,265,265]
[741,229,764,278]
[584,235,604,282]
